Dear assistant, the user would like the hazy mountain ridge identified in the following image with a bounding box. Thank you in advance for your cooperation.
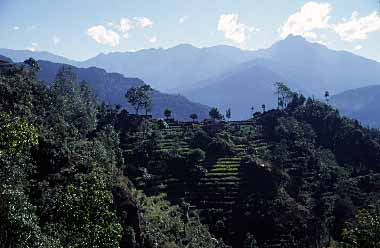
[0,54,13,63]
[258,35,380,94]
[2,35,380,123]
[77,44,256,91]
[35,60,211,120]
[331,85,380,127]
[184,65,286,119]
[183,35,380,120]
[0,48,76,65]
[3,36,379,96]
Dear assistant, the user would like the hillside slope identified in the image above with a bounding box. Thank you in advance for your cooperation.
[182,35,380,118]
[184,66,285,120]
[0,48,76,64]
[252,35,380,94]
[0,55,12,63]
[121,94,380,247]
[331,85,380,127]
[3,36,379,97]
[78,44,256,91]
[36,60,211,120]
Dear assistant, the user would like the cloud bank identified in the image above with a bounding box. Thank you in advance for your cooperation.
[279,2,332,39]
[218,14,259,45]
[333,11,380,42]
[87,25,120,47]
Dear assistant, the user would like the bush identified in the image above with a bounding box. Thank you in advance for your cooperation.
[187,148,206,165]
[189,130,212,150]
[206,137,235,158]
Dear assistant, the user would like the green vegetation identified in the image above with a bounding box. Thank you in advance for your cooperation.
[190,113,198,122]
[126,85,153,114]
[209,107,223,121]
[226,108,231,120]
[2,60,380,248]
[340,203,380,248]
[0,61,220,248]
[274,82,294,109]
[165,108,172,119]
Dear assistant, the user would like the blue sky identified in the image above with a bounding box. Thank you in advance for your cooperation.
[0,0,379,61]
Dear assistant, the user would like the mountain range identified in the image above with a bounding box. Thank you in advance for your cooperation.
[331,85,380,127]
[182,36,380,119]
[0,55,210,121]
[2,35,380,122]
[0,45,255,92]
[37,60,210,120]
[0,48,75,65]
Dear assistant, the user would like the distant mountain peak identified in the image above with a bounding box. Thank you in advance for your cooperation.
[0,48,77,64]
[170,44,198,50]
[274,35,313,48]
[284,34,307,41]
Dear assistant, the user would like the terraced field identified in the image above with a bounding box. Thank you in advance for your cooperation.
[129,119,272,240]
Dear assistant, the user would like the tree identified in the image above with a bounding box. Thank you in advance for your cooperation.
[340,203,380,248]
[125,87,141,114]
[133,191,222,248]
[57,171,122,248]
[261,104,266,113]
[125,85,153,115]
[187,148,206,165]
[164,108,172,119]
[251,106,255,117]
[274,82,294,109]
[243,233,258,248]
[190,113,198,122]
[0,112,38,157]
[141,85,153,115]
[50,67,97,137]
[324,91,330,103]
[209,107,222,121]
[226,108,231,120]
[23,57,40,71]
[0,112,55,248]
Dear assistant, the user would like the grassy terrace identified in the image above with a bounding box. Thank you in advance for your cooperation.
[130,119,270,224]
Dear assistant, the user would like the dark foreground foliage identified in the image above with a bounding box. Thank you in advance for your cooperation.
[1,61,380,248]
[0,61,222,248]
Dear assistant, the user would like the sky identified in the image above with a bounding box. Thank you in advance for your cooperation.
[0,0,379,61]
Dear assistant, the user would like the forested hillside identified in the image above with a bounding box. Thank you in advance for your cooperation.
[29,59,210,121]
[0,60,222,248]
[2,60,380,248]
[121,84,380,247]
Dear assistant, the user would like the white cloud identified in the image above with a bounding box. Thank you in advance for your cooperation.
[179,16,189,24]
[315,40,328,46]
[218,14,258,45]
[279,2,332,39]
[26,42,39,52]
[119,18,134,33]
[149,36,158,43]
[134,17,153,28]
[333,11,380,42]
[354,45,363,50]
[87,25,120,47]
[52,36,61,45]
[13,26,20,30]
